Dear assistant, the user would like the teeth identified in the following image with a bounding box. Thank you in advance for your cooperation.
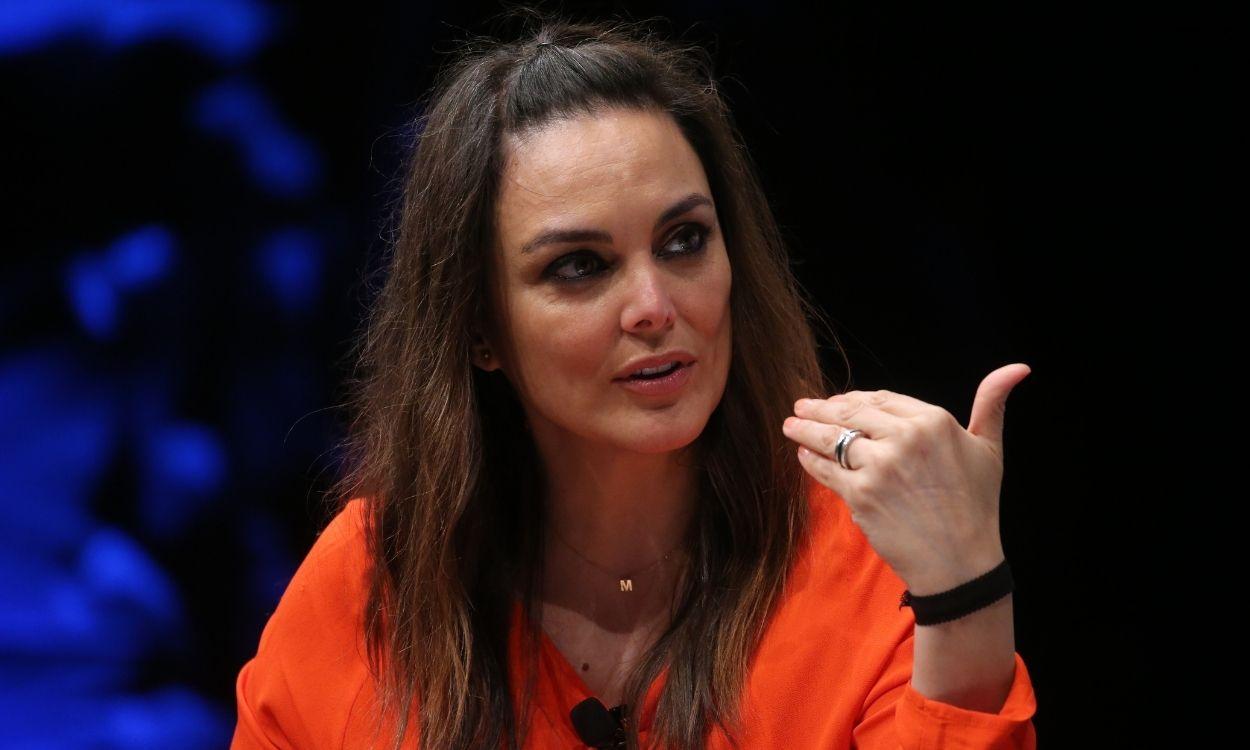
[632,361,678,377]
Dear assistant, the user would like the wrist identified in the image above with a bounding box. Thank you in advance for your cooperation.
[904,544,1005,596]
[899,558,1014,627]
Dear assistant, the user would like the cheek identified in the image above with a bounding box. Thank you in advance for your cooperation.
[514,303,610,381]
[692,254,732,335]
[699,259,733,382]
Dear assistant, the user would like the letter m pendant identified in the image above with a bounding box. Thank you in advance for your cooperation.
[619,578,633,592]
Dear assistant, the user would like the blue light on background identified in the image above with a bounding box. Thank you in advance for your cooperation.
[0,349,112,556]
[0,348,233,748]
[255,226,324,315]
[1,0,327,744]
[139,422,228,540]
[65,225,176,341]
[0,0,276,63]
[192,78,323,198]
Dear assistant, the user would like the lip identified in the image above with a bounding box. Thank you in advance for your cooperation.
[615,361,694,397]
[612,350,697,381]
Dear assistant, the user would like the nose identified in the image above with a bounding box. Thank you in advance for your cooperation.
[619,257,677,333]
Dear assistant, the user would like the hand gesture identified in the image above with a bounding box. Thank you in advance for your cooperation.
[781,363,1031,594]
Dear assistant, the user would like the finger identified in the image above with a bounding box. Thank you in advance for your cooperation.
[797,432,871,484]
[794,398,902,440]
[783,415,879,469]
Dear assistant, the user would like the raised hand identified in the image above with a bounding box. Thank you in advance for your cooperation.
[781,363,1031,595]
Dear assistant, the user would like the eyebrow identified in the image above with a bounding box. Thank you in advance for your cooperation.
[519,192,714,254]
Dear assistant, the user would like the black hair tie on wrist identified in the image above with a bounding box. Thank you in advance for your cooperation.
[899,559,1014,626]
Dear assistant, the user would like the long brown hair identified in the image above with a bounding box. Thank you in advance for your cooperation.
[326,6,846,749]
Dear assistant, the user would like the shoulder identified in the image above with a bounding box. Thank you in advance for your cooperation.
[254,498,371,651]
[233,498,374,749]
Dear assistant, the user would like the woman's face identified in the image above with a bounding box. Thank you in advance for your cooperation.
[482,106,732,457]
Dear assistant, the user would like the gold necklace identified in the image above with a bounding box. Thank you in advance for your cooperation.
[544,524,688,696]
[547,523,687,593]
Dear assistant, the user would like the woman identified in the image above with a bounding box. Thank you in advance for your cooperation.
[232,9,1038,750]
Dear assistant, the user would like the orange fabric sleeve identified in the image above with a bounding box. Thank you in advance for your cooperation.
[230,500,373,750]
[853,632,1039,749]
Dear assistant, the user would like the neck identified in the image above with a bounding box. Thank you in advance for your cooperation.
[542,445,699,577]
[532,431,700,627]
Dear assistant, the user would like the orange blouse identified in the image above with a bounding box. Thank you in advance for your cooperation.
[232,481,1038,749]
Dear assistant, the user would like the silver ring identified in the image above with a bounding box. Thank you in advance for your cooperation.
[834,428,865,470]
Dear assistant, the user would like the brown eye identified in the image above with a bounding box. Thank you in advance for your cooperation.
[546,251,606,283]
[665,223,711,256]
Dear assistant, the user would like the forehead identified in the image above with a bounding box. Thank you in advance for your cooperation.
[495,108,709,247]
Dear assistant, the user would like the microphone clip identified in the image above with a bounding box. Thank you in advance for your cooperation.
[570,697,629,749]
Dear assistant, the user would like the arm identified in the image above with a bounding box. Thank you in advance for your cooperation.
[852,599,1038,750]
[911,592,1017,713]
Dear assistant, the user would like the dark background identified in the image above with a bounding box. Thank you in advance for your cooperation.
[2,0,1198,745]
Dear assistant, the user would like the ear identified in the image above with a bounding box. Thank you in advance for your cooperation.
[469,329,502,373]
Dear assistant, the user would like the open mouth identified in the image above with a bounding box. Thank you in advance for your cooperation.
[614,361,695,396]
[626,361,684,380]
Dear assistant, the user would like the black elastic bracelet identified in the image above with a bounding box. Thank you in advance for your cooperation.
[899,559,1014,626]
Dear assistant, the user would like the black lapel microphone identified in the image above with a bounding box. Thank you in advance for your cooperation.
[570,697,628,749]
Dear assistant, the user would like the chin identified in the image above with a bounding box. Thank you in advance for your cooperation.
[615,415,706,452]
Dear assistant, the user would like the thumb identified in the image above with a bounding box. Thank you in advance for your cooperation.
[967,363,1032,452]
